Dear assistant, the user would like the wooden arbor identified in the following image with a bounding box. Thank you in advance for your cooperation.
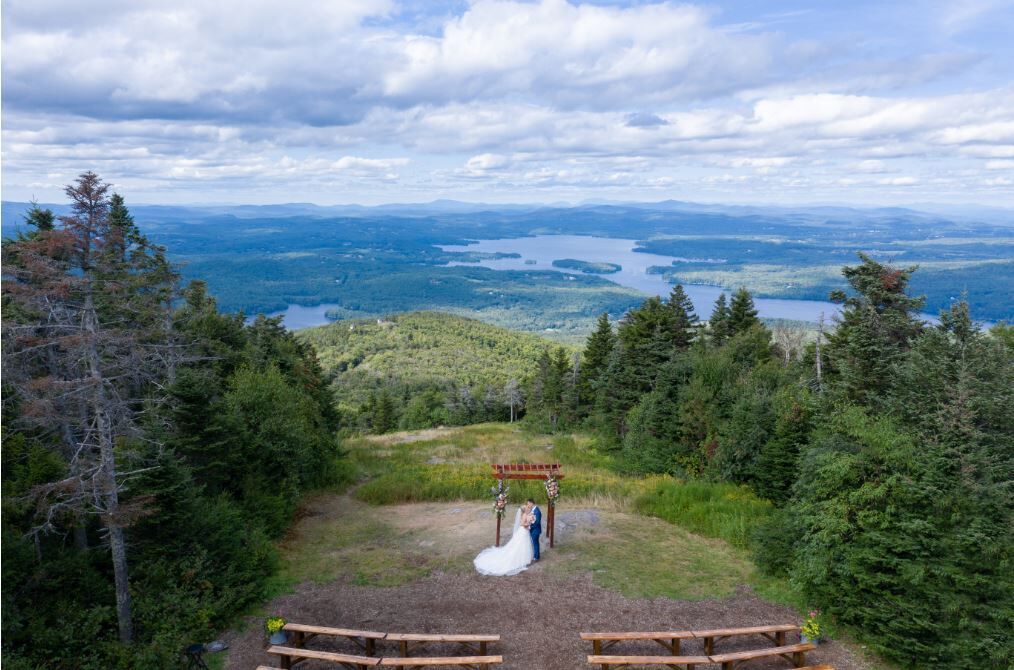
[491,463,563,548]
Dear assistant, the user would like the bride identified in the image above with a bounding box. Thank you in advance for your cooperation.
[474,506,534,576]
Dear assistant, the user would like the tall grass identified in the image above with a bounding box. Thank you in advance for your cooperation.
[354,462,646,505]
[634,479,773,548]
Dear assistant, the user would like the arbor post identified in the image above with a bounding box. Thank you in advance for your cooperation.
[495,514,502,547]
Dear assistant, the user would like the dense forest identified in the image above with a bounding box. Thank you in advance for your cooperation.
[520,262,1013,668]
[2,174,351,668]
[2,175,1011,669]
[299,311,565,432]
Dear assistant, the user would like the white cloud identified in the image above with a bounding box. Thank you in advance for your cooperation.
[333,156,410,171]
[2,0,1013,205]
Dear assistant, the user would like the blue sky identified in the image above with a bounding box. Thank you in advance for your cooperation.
[2,0,1013,206]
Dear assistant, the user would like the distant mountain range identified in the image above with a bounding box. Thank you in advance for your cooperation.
[6,198,1014,229]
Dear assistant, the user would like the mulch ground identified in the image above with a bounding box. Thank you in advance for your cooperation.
[225,566,870,670]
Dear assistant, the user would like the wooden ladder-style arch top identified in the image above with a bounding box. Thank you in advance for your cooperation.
[490,463,563,548]
[492,463,564,480]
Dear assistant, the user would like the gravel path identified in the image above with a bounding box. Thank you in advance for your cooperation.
[226,569,871,670]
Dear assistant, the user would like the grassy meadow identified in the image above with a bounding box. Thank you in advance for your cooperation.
[263,423,806,606]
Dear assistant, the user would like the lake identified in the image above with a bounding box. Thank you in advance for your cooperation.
[439,235,845,323]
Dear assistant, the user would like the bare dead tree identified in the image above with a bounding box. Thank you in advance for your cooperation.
[773,324,807,363]
[2,172,181,644]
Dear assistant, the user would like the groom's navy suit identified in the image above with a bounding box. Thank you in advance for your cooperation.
[529,505,542,560]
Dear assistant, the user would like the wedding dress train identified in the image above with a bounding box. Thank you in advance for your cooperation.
[474,508,534,576]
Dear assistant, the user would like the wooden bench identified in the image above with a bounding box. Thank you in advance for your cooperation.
[588,654,711,669]
[284,623,387,656]
[267,644,380,669]
[385,633,500,658]
[580,632,696,655]
[379,655,503,669]
[692,624,800,655]
[709,642,815,670]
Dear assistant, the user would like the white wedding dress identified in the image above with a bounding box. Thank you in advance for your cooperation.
[474,508,534,576]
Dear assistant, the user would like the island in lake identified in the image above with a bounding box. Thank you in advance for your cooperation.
[552,258,622,274]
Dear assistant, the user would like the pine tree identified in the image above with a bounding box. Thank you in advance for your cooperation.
[372,389,396,433]
[709,293,732,344]
[665,284,699,350]
[728,286,760,335]
[23,201,56,234]
[826,253,924,405]
[580,312,615,413]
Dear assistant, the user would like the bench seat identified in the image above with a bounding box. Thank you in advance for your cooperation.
[580,631,694,655]
[380,655,503,667]
[283,622,386,655]
[709,642,815,669]
[588,655,711,668]
[386,633,499,657]
[267,644,380,669]
[692,624,799,655]
[580,632,695,641]
[284,623,386,639]
[385,634,499,642]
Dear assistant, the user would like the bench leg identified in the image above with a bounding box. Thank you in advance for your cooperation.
[280,656,291,670]
[366,638,375,656]
[401,640,409,657]
[480,641,487,655]
[593,640,602,655]
[793,650,806,666]
[776,631,785,647]
[672,638,680,655]
[704,637,714,655]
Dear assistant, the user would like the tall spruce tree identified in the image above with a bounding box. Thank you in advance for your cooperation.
[708,292,732,345]
[580,312,615,410]
[665,284,699,350]
[728,286,760,335]
[826,253,924,405]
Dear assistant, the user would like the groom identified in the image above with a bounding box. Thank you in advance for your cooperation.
[526,498,542,561]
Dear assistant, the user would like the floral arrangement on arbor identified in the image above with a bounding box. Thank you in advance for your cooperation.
[801,610,821,641]
[545,474,560,507]
[265,616,286,635]
[491,480,510,518]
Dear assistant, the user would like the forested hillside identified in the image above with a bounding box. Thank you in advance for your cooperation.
[2,175,1011,670]
[2,175,350,668]
[518,262,1014,668]
[299,312,569,433]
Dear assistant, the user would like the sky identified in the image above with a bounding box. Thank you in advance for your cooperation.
[2,0,1014,206]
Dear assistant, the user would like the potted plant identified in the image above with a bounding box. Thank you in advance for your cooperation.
[266,616,288,645]
[800,610,822,644]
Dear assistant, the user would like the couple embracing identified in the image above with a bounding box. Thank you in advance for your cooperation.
[474,498,542,576]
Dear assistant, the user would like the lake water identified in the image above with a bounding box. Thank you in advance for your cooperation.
[439,235,844,323]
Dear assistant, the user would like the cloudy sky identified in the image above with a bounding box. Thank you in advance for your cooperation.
[3,0,1013,205]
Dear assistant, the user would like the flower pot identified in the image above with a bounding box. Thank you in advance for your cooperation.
[269,631,288,645]
[801,634,821,645]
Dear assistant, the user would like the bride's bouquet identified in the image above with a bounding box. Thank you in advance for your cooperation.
[491,480,510,518]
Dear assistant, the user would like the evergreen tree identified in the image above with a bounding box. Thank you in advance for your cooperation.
[372,389,397,433]
[728,286,760,335]
[580,312,615,412]
[826,253,925,405]
[617,296,674,393]
[709,293,732,344]
[665,284,699,350]
[23,201,56,234]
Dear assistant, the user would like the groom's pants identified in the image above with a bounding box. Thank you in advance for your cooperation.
[530,527,541,560]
